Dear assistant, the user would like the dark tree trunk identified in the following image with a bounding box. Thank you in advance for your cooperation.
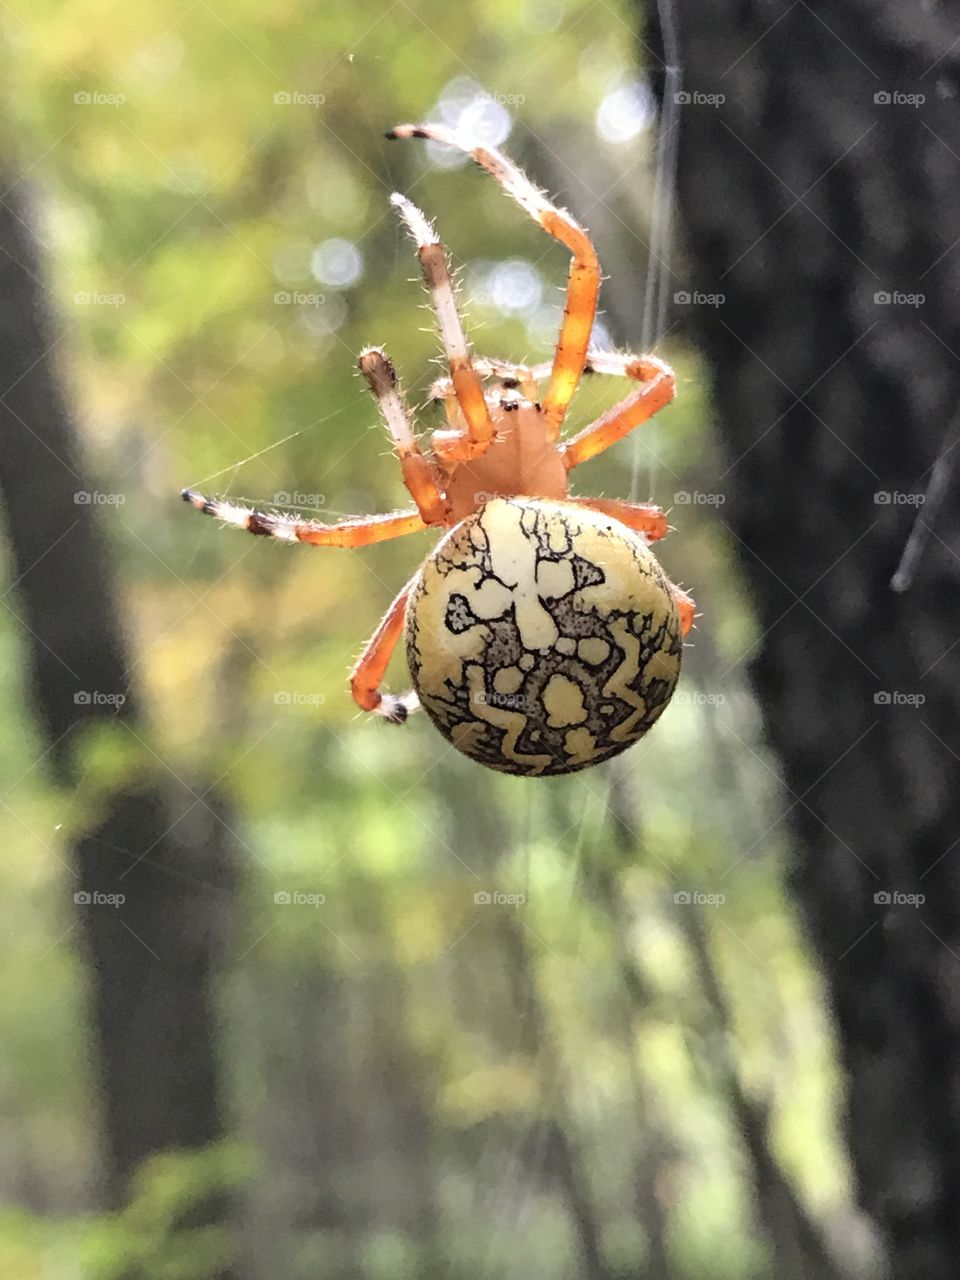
[637,3,960,1276]
[0,178,236,1260]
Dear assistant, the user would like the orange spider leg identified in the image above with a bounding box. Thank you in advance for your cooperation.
[428,402,474,468]
[436,387,466,430]
[561,355,676,470]
[388,123,600,438]
[428,358,537,404]
[389,193,495,459]
[514,351,648,383]
[181,490,428,547]
[668,583,697,637]
[526,351,657,381]
[349,572,420,723]
[430,429,473,466]
[358,347,448,525]
[565,495,695,635]
[429,359,537,465]
[564,495,669,543]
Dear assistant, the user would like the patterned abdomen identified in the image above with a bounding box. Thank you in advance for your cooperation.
[405,498,682,776]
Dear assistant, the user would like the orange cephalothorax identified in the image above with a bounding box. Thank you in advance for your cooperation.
[440,399,569,523]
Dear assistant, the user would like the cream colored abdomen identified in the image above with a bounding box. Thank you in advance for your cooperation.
[405,498,682,776]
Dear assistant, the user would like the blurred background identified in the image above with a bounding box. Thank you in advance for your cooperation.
[2,0,957,1277]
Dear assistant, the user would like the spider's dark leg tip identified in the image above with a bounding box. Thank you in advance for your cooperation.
[182,489,218,516]
[380,697,409,725]
[182,488,213,513]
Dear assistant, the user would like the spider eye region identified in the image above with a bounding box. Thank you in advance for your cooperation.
[405,498,682,776]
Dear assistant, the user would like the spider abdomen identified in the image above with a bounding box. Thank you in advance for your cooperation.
[405,498,682,776]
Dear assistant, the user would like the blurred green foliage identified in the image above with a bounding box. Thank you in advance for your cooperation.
[0,0,861,1276]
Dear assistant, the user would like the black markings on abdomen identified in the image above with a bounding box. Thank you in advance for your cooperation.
[445,593,479,634]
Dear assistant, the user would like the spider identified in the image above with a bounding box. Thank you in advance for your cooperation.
[183,122,696,777]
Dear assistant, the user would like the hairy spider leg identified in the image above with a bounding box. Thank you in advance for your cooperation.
[181,491,427,547]
[388,123,601,438]
[427,349,675,415]
[428,357,538,407]
[358,347,447,524]
[349,571,420,722]
[561,494,694,634]
[560,354,676,470]
[514,350,668,382]
[563,351,690,631]
[564,494,669,542]
[389,192,495,461]
[668,584,697,637]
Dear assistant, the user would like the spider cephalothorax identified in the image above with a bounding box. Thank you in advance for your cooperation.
[184,123,695,777]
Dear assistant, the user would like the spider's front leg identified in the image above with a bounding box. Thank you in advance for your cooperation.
[388,124,601,439]
[359,347,448,524]
[182,491,429,547]
[561,353,676,470]
[349,572,420,723]
[428,358,538,409]
[427,359,539,465]
[389,193,496,462]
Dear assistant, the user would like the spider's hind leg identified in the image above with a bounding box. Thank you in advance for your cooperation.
[666,580,697,637]
[567,494,695,635]
[565,494,669,543]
